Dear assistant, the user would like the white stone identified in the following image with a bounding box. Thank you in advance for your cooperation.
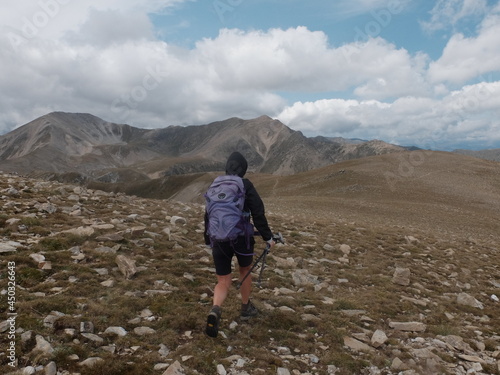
[309,354,320,363]
[34,335,54,354]
[104,326,127,336]
[170,216,187,225]
[154,363,169,371]
[405,236,419,243]
[21,366,36,374]
[278,306,296,312]
[344,337,375,352]
[45,361,57,375]
[371,329,388,348]
[339,244,351,254]
[161,360,184,375]
[458,354,485,363]
[159,344,170,357]
[134,326,155,335]
[327,365,339,374]
[392,267,411,286]
[101,279,115,287]
[140,309,154,318]
[391,357,406,371]
[277,368,291,375]
[62,226,95,236]
[38,203,57,214]
[0,241,22,253]
[277,346,291,355]
[30,253,46,262]
[43,311,65,328]
[389,321,427,332]
[217,364,227,375]
[64,328,76,337]
[39,261,52,270]
[20,331,33,342]
[81,333,104,344]
[79,357,104,367]
[291,269,319,286]
[116,254,138,279]
[457,293,484,309]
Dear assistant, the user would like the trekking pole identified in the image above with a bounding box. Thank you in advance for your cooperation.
[256,244,270,288]
[236,247,268,290]
[236,232,285,289]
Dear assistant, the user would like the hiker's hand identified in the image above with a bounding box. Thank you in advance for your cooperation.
[266,239,275,251]
[272,232,285,245]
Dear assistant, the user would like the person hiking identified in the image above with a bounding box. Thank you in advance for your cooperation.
[204,151,275,338]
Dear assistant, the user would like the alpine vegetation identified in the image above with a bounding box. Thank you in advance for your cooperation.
[0,162,499,374]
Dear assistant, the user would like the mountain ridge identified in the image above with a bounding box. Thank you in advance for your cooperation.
[454,148,500,162]
[0,112,407,182]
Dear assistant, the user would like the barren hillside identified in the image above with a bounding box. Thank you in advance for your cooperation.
[0,112,407,181]
[455,149,500,162]
[168,150,500,241]
[1,150,499,375]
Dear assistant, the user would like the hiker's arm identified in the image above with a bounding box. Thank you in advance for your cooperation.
[203,211,210,245]
[244,180,273,241]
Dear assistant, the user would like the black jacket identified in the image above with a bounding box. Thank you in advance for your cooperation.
[204,152,273,244]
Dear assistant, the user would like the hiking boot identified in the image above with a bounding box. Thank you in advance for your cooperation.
[240,300,258,320]
[205,305,221,338]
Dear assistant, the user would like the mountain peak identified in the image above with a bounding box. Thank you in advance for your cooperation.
[0,112,407,179]
[255,114,274,121]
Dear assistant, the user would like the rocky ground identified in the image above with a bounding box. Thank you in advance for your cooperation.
[0,172,499,375]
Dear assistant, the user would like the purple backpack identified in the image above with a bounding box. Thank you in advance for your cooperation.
[205,175,252,244]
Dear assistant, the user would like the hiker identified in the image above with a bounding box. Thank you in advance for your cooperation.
[204,151,275,338]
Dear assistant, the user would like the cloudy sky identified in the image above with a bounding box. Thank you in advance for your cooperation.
[1,0,500,150]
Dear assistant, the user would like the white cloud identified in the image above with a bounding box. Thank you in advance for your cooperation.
[65,9,154,46]
[0,24,433,133]
[196,28,430,98]
[427,7,500,84]
[277,99,366,134]
[1,0,185,44]
[0,1,499,151]
[277,81,500,150]
[420,0,489,33]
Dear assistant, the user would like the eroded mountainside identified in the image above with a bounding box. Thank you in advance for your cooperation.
[0,112,405,183]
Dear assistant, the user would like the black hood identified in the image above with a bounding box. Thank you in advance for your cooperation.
[225,152,248,177]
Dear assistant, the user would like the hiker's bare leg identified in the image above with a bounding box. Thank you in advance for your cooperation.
[213,274,232,307]
[239,265,252,304]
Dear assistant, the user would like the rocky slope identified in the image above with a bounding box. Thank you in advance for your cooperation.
[0,112,406,183]
[0,169,499,375]
[454,149,500,162]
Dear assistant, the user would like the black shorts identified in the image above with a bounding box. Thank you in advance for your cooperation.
[211,236,255,276]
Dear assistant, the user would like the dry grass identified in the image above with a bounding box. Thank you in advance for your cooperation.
[1,152,500,374]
